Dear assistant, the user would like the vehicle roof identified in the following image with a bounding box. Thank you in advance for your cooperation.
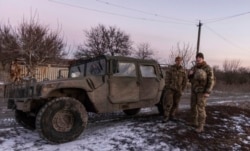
[70,55,158,66]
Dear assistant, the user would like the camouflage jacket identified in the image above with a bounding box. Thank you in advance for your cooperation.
[165,64,187,92]
[188,61,214,93]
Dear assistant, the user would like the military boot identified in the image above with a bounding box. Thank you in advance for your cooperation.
[195,124,204,133]
[169,115,178,121]
[189,121,198,128]
[162,116,170,123]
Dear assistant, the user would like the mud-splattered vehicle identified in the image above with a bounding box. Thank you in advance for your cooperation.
[4,55,165,143]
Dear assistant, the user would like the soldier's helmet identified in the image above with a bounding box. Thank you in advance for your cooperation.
[194,69,207,81]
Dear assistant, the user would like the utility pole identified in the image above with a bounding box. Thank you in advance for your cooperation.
[196,20,203,55]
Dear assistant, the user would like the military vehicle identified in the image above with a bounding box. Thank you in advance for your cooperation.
[4,55,166,143]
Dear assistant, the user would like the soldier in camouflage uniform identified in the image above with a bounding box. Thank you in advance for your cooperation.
[10,59,21,82]
[188,53,215,133]
[163,56,187,122]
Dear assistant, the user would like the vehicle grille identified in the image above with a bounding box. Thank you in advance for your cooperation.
[4,80,37,98]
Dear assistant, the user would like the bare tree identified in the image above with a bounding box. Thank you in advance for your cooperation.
[75,24,132,59]
[168,42,195,69]
[134,42,154,59]
[0,16,67,77]
[222,59,241,84]
[0,24,19,69]
[222,59,241,72]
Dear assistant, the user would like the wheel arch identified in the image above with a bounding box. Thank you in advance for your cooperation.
[43,88,97,113]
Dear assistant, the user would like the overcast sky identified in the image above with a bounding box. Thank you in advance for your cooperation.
[1,0,250,68]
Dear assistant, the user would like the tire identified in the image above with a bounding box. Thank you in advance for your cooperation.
[156,90,166,116]
[156,103,164,116]
[15,110,36,130]
[36,97,88,143]
[123,108,141,116]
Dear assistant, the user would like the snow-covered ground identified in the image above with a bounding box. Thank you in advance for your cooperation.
[0,108,182,151]
[0,93,250,151]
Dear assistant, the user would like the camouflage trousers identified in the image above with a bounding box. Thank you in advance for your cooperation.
[163,89,182,118]
[190,92,207,126]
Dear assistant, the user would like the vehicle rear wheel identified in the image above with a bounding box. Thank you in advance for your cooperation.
[15,110,36,130]
[36,97,88,143]
[156,103,164,116]
[157,89,167,116]
[123,108,141,116]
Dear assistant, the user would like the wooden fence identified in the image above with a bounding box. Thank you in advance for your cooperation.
[19,64,69,82]
[0,64,69,83]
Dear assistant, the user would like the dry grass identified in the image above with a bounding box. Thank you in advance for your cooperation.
[214,81,250,93]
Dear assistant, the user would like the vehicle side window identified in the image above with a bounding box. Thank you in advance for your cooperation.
[86,59,106,76]
[114,62,136,77]
[140,65,157,78]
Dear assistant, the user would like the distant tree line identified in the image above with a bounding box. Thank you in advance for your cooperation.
[2,15,250,86]
[214,59,250,85]
[0,16,158,76]
[0,17,157,79]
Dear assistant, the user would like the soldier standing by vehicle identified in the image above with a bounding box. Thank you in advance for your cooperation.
[163,56,187,122]
[188,52,215,133]
[10,59,21,82]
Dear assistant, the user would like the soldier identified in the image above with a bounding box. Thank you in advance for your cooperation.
[10,59,21,82]
[188,52,215,133]
[163,56,187,122]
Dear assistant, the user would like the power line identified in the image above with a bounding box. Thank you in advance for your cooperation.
[48,0,193,25]
[204,25,247,51]
[95,0,195,24]
[204,11,250,23]
[49,0,250,27]
[49,0,250,54]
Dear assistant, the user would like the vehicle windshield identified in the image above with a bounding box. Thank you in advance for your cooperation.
[69,64,85,78]
[69,59,106,78]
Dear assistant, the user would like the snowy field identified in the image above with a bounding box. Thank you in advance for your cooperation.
[0,108,183,151]
[0,93,250,151]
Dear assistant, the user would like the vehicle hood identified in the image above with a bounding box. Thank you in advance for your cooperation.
[38,76,104,92]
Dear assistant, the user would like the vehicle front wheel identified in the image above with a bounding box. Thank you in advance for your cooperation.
[36,97,88,143]
[123,108,141,116]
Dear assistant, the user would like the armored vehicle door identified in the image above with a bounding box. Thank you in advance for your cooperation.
[108,61,139,103]
[139,64,160,101]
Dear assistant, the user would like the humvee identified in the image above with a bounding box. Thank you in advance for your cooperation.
[4,55,166,143]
